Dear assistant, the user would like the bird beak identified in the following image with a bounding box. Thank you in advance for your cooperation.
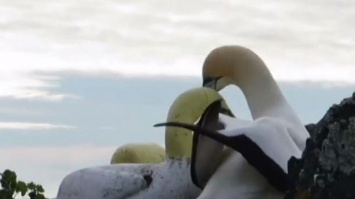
[202,76,222,90]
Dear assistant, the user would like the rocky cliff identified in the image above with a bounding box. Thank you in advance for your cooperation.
[286,92,355,199]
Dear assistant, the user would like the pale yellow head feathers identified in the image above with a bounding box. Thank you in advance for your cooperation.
[202,45,268,90]
[110,143,165,164]
[165,87,232,159]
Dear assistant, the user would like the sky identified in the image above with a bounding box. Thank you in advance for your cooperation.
[0,0,355,198]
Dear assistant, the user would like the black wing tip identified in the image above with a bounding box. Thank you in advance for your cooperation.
[153,122,187,128]
[153,123,166,127]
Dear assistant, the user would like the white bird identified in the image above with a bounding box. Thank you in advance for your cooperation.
[201,45,309,151]
[56,87,231,199]
[155,100,301,199]
[156,45,308,199]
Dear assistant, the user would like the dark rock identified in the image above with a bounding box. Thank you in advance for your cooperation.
[286,92,355,199]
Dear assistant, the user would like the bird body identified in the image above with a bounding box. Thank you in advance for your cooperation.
[156,104,301,198]
[155,45,309,199]
[56,87,229,199]
[197,151,283,199]
[202,45,309,150]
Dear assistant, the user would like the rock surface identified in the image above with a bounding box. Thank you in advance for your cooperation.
[286,92,355,199]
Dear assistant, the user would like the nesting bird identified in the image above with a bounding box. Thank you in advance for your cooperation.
[156,45,309,199]
[56,87,233,199]
[201,45,309,150]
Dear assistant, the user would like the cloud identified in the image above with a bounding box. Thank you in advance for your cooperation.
[1,0,355,99]
[0,122,75,130]
[0,71,79,100]
[0,107,44,116]
[0,75,352,197]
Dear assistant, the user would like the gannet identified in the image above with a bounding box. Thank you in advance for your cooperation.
[155,45,308,198]
[155,100,301,199]
[202,45,309,150]
[56,87,231,199]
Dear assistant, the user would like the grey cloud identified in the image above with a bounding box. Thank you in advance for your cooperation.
[2,0,355,67]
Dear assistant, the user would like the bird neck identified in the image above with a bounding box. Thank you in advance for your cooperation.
[230,61,288,119]
[165,127,192,159]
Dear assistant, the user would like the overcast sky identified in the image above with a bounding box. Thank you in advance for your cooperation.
[1,0,355,197]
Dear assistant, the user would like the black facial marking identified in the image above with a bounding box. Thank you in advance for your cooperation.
[202,76,222,88]
[202,77,213,86]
